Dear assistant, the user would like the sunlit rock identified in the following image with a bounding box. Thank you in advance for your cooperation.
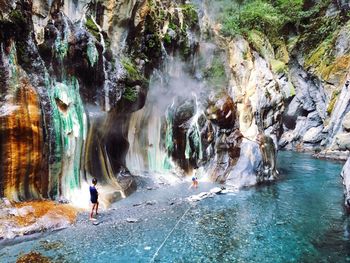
[206,92,236,129]
[0,200,77,241]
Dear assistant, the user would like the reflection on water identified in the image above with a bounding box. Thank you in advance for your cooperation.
[0,151,349,262]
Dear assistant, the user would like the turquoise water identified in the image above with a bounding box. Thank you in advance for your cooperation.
[1,151,349,262]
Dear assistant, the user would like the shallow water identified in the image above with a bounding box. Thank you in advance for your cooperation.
[1,151,349,262]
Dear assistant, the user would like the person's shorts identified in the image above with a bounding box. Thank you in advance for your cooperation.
[192,177,196,182]
[91,198,98,204]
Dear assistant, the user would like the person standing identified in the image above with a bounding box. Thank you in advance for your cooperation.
[89,178,99,220]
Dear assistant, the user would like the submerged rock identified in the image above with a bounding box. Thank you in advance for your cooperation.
[16,251,51,263]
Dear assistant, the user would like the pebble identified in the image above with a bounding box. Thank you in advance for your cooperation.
[276,221,286,225]
[126,218,139,223]
[146,200,157,205]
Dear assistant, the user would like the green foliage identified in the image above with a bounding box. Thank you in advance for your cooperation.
[275,0,303,23]
[220,0,283,38]
[121,57,143,81]
[181,4,199,27]
[85,16,100,41]
[240,1,282,35]
[9,10,26,25]
[203,56,228,90]
[123,86,138,102]
[219,0,332,40]
[163,33,171,44]
[221,16,241,37]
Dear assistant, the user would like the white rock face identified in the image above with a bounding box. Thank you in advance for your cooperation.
[227,36,283,144]
[303,126,324,143]
[225,139,263,188]
[341,157,350,207]
[325,79,350,147]
[335,133,350,150]
[342,111,350,131]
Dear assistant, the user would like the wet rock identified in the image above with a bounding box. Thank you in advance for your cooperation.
[257,134,277,179]
[16,251,51,263]
[226,140,263,187]
[209,187,222,194]
[341,157,350,208]
[188,192,215,202]
[58,198,70,204]
[146,200,157,206]
[315,150,350,161]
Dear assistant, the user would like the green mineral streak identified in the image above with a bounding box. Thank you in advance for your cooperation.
[185,132,191,159]
[194,122,203,160]
[165,107,174,153]
[48,77,87,197]
[43,74,61,198]
[121,57,143,81]
[55,32,69,60]
[87,41,98,66]
[146,114,172,173]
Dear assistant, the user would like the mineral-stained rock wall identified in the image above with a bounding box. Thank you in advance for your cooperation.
[0,0,203,201]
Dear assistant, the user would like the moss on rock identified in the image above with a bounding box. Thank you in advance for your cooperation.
[247,30,274,60]
[122,86,138,102]
[271,59,287,74]
[327,90,340,115]
[85,16,101,42]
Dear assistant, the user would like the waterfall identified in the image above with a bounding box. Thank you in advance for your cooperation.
[185,93,204,161]
[126,103,175,176]
[126,51,205,178]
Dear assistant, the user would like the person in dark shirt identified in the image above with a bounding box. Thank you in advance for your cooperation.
[89,178,99,220]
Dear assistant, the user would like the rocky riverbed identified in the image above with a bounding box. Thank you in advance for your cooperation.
[1,151,347,263]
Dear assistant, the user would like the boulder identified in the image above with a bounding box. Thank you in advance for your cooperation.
[341,157,350,208]
[303,126,324,143]
[335,133,350,150]
[225,139,263,187]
